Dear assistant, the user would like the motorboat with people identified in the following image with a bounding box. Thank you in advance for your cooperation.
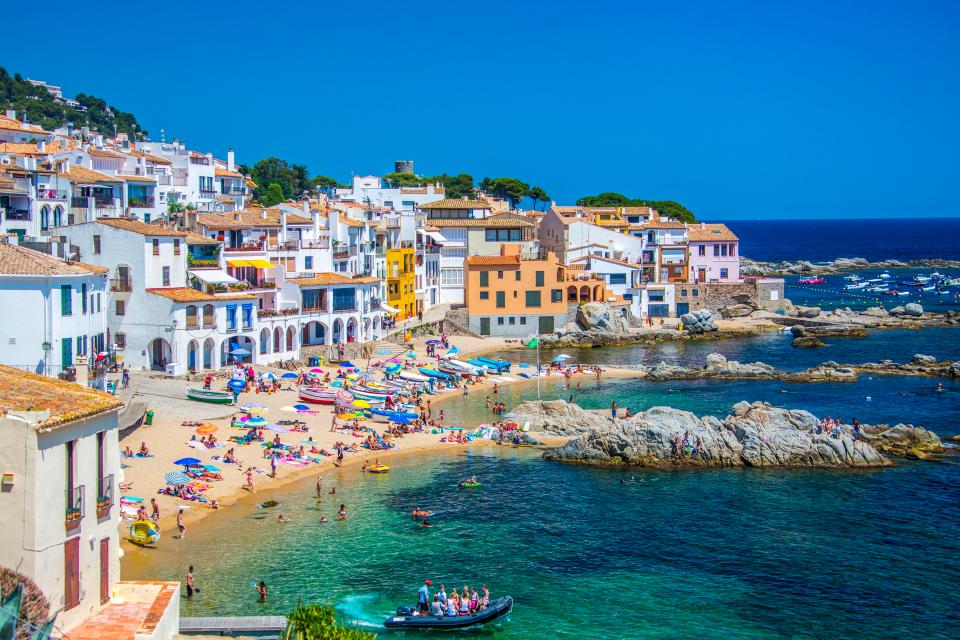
[797,276,824,285]
[383,596,513,630]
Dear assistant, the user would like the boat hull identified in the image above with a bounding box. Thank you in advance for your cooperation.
[298,387,336,405]
[129,519,161,546]
[186,388,233,404]
[383,596,513,629]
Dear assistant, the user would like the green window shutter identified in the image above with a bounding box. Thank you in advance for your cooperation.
[551,289,563,302]
[535,271,544,287]
[60,285,72,315]
[525,290,541,307]
[61,338,72,367]
[479,271,489,287]
[515,271,521,281]
[496,291,505,308]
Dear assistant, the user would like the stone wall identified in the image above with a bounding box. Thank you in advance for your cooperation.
[674,279,786,314]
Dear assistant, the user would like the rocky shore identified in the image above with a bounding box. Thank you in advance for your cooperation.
[740,256,960,277]
[781,305,960,332]
[513,400,944,469]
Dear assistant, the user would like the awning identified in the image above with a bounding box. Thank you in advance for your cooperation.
[380,304,400,314]
[424,231,448,243]
[439,240,464,248]
[227,259,275,269]
[190,269,239,285]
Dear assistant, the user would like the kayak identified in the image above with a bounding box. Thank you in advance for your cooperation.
[384,596,513,629]
[459,481,482,489]
[186,388,233,404]
[129,519,160,546]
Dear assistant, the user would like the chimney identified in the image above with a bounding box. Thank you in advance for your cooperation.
[701,222,706,229]
[280,208,288,242]
[227,148,235,172]
[4,109,15,120]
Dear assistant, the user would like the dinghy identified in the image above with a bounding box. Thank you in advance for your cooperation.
[129,519,161,546]
[186,388,233,404]
[384,596,513,630]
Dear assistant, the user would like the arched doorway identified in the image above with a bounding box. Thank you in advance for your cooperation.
[273,327,282,352]
[40,206,50,231]
[202,338,215,369]
[148,338,172,370]
[259,329,270,354]
[579,286,590,302]
[346,317,357,342]
[187,340,199,371]
[286,326,295,351]
[332,318,343,344]
[223,335,255,365]
[567,285,578,302]
[301,321,326,346]
[53,206,63,227]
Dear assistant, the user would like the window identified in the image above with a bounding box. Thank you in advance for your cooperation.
[713,245,719,256]
[61,338,72,367]
[680,289,688,297]
[75,336,83,357]
[174,239,181,255]
[81,284,88,314]
[497,317,504,325]
[484,229,521,241]
[93,235,101,254]
[60,285,72,315]
[479,271,489,287]
[525,290,542,307]
[162,266,171,286]
[692,289,699,297]
[720,245,728,257]
[441,268,464,286]
[496,291,505,308]
[551,289,563,302]
[698,245,705,256]
[302,289,323,311]
[153,239,160,255]
[242,303,253,329]
[480,291,489,300]
[509,317,515,325]
[305,256,313,270]
[116,300,125,316]
[226,305,237,330]
[720,268,729,279]
[535,271,544,287]
[648,290,665,302]
[515,271,521,281]
[497,271,503,279]
[609,273,626,285]
[520,317,527,324]
[332,288,356,311]
[96,293,101,313]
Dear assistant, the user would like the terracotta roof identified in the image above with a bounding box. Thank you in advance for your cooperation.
[0,115,49,135]
[465,255,521,266]
[339,217,364,228]
[418,199,492,210]
[0,243,108,276]
[264,207,312,225]
[687,223,738,242]
[61,165,122,184]
[195,213,252,230]
[430,218,533,228]
[146,288,257,303]
[287,273,380,286]
[125,149,171,165]
[232,210,281,228]
[0,365,122,432]
[635,220,686,230]
[120,175,156,183]
[423,225,440,232]
[0,142,46,156]
[215,166,243,178]
[185,232,221,245]
[566,263,587,271]
[97,218,188,236]
[87,148,125,159]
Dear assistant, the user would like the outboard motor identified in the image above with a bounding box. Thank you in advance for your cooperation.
[396,605,415,616]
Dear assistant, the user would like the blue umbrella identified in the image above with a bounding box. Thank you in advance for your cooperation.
[227,379,246,389]
[173,457,201,467]
[231,347,252,356]
[425,339,442,345]
[281,372,298,379]
[293,403,310,410]
[340,361,356,369]
[202,464,221,472]
[164,471,191,485]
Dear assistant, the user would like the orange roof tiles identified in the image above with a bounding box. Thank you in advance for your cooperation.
[195,213,252,230]
[430,218,533,228]
[146,288,256,303]
[0,365,122,431]
[215,166,243,178]
[287,273,380,286]
[97,218,188,236]
[61,165,122,184]
[87,148,125,159]
[687,223,738,242]
[120,175,156,182]
[465,254,521,266]
[0,243,108,276]
[0,115,49,135]
[418,199,492,210]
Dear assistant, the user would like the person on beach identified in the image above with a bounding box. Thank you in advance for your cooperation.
[257,580,267,601]
[611,401,618,419]
[418,580,431,614]
[177,508,186,539]
[316,477,322,497]
[337,504,347,520]
[270,452,277,478]
[186,565,196,597]
[245,467,255,493]
[151,498,160,523]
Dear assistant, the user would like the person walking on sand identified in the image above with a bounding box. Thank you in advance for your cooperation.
[186,565,196,597]
[177,508,186,539]
[270,452,277,478]
[150,498,160,523]
[245,467,255,492]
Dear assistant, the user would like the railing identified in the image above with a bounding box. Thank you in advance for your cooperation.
[190,156,211,165]
[224,241,264,252]
[96,474,114,517]
[94,197,116,209]
[37,188,68,200]
[4,209,30,220]
[221,186,245,195]
[302,239,330,249]
[128,196,155,208]
[71,196,91,208]
[258,308,300,318]
[65,485,84,530]
[173,177,189,186]
[157,174,172,185]
[425,246,442,254]
[332,247,357,259]
[110,278,132,292]
[12,177,31,192]
[199,186,217,195]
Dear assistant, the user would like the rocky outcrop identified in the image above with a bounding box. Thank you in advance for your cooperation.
[740,256,960,276]
[859,423,945,457]
[903,303,924,317]
[680,309,717,333]
[576,302,630,333]
[534,401,894,468]
[792,336,826,348]
[642,353,856,382]
[848,354,960,378]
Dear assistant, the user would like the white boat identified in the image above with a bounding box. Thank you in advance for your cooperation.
[867,278,883,283]
[879,273,892,279]
[922,286,936,291]
[930,272,943,278]
[895,291,910,296]
[844,282,868,290]
[915,276,931,283]
[867,286,888,293]
[843,274,861,281]
[399,370,431,383]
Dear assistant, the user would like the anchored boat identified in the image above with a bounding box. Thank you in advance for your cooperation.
[186,388,233,404]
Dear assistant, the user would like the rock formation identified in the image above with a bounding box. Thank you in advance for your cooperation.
[576,302,630,333]
[680,309,717,333]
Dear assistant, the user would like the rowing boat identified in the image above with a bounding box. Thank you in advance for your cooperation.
[186,388,233,404]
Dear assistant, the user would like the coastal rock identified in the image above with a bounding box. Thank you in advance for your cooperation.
[859,423,944,457]
[862,307,889,317]
[796,306,822,318]
[792,336,826,348]
[903,303,924,317]
[536,401,891,468]
[680,309,717,333]
[889,306,905,314]
[721,304,754,318]
[790,325,807,337]
[576,302,630,334]
[911,354,937,366]
[749,309,776,319]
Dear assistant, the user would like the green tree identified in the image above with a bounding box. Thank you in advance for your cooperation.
[261,183,285,207]
[312,175,346,191]
[291,164,311,197]
[250,157,296,201]
[425,173,473,199]
[527,185,549,211]
[383,172,423,187]
[576,192,697,223]
[481,177,529,208]
[283,603,375,640]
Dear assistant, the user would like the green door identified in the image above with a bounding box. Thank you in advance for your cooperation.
[538,315,554,333]
[479,318,490,336]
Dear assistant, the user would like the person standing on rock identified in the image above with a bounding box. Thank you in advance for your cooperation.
[611,401,618,419]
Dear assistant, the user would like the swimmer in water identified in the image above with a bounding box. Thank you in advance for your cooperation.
[337,504,347,520]
[320,514,328,523]
[937,382,944,392]
[329,487,336,495]
[421,518,432,528]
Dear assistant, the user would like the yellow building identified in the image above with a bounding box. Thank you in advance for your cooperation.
[386,244,416,319]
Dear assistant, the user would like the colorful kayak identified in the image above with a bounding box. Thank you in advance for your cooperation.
[298,387,337,405]
[129,519,161,546]
[186,388,233,404]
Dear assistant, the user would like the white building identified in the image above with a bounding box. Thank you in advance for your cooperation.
[0,241,109,380]
[335,175,445,211]
[539,207,648,265]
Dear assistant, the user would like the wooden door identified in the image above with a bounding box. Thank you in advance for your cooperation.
[100,538,110,604]
[65,537,80,610]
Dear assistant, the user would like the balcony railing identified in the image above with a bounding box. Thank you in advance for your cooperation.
[157,175,172,185]
[128,196,156,208]
[4,208,30,221]
[37,188,68,200]
[302,239,330,249]
[190,156,211,165]
[221,186,245,195]
[425,245,441,254]
[65,485,84,530]
[224,241,264,252]
[96,474,114,517]
[173,177,189,186]
[95,197,116,209]
[333,246,357,258]
[258,308,300,318]
[199,186,217,194]
[110,278,133,292]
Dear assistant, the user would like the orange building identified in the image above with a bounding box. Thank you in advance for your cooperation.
[465,244,608,336]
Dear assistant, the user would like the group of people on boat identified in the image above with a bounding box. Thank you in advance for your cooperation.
[417,581,490,617]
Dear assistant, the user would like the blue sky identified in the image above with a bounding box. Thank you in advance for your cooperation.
[5,0,959,219]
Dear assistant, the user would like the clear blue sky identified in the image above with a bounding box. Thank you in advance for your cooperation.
[5,0,959,218]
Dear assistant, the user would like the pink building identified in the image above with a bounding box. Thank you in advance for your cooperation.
[687,223,740,283]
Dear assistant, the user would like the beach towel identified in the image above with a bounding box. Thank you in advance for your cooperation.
[187,441,208,450]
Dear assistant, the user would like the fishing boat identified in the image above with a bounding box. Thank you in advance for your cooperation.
[867,285,888,293]
[298,387,337,405]
[475,355,511,373]
[348,386,394,402]
[843,274,862,281]
[383,596,513,630]
[879,272,892,279]
[844,282,869,290]
[186,388,233,404]
[128,519,161,546]
[439,359,483,376]
[419,367,455,380]
[399,370,431,383]
[797,276,824,285]
[922,286,936,292]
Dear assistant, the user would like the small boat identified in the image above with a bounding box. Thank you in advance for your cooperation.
[419,367,455,380]
[367,464,389,474]
[896,291,910,296]
[299,387,337,404]
[459,481,482,488]
[400,370,431,383]
[879,272,892,279]
[475,355,511,373]
[922,286,936,292]
[369,408,419,423]
[843,274,862,281]
[129,519,161,546]
[797,276,824,285]
[186,388,233,404]
[439,359,483,376]
[349,387,394,402]
[844,282,868,290]
[383,596,513,630]
[867,286,887,292]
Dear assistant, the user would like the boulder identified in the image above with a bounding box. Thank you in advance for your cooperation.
[792,336,826,348]
[889,306,905,315]
[748,309,776,319]
[576,302,630,334]
[903,303,924,317]
[720,304,754,318]
[911,354,937,366]
[680,309,717,333]
[862,307,889,317]
[796,306,822,318]
[790,325,807,337]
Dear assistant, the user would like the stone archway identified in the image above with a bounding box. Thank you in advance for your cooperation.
[286,326,296,351]
[567,285,578,302]
[579,285,590,302]
[148,338,172,370]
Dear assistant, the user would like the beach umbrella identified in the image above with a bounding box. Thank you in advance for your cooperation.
[310,368,325,373]
[266,424,287,433]
[227,379,246,390]
[553,354,572,361]
[230,347,252,356]
[280,405,298,412]
[448,346,459,354]
[353,399,371,409]
[281,372,298,379]
[164,471,191,485]
[202,464,221,472]
[246,416,267,426]
[294,403,310,410]
[173,457,201,467]
[426,339,442,345]
[391,415,413,425]
[195,424,218,435]
[259,372,277,380]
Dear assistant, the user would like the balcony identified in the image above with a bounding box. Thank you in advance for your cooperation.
[224,241,264,252]
[173,177,189,187]
[37,188,68,200]
[190,156,211,166]
[303,239,330,249]
[258,308,300,318]
[65,485,84,531]
[221,186,245,196]
[0,176,30,193]
[332,245,357,259]
[4,208,30,221]
[129,196,156,208]
[95,197,116,209]
[425,245,442,254]
[96,474,114,519]
[157,174,172,186]
[199,187,217,196]
[110,278,133,292]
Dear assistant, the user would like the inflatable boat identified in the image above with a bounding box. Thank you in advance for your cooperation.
[383,596,513,630]
[128,519,161,546]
